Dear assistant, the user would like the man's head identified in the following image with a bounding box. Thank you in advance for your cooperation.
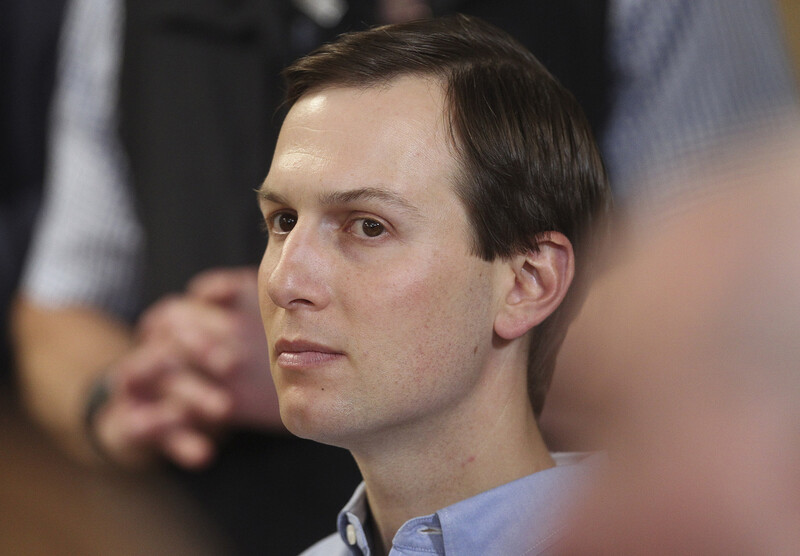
[258,15,610,445]
[281,15,610,415]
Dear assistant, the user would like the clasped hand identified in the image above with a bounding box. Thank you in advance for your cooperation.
[92,267,282,468]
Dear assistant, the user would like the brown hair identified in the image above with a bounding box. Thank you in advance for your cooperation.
[282,14,611,416]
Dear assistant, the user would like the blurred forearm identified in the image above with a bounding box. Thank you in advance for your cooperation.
[11,295,133,461]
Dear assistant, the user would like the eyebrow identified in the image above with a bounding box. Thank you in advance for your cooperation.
[258,185,422,218]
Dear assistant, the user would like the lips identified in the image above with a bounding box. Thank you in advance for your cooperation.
[274,338,345,369]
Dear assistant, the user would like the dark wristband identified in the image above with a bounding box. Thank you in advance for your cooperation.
[83,373,112,460]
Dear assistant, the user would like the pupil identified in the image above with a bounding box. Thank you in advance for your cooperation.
[362,219,383,237]
[279,213,296,231]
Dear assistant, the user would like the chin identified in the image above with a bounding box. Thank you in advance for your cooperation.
[277,388,358,448]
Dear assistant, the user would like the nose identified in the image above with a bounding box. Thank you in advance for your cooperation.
[262,220,331,311]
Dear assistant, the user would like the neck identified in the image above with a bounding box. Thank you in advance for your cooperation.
[350,366,553,554]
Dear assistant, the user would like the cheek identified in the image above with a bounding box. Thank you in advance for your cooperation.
[360,256,461,322]
[350,252,495,371]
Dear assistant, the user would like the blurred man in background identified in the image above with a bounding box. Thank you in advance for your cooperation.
[555,123,800,554]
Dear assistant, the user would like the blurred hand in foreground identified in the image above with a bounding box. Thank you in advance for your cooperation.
[93,267,281,468]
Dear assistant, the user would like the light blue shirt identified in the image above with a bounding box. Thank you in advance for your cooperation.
[301,452,604,556]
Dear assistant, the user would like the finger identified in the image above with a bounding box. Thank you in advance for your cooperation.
[187,267,257,306]
[163,312,237,378]
[137,300,236,375]
[161,427,216,469]
[117,399,218,469]
[161,369,233,423]
[136,294,184,339]
[114,342,181,398]
[138,296,228,344]
[95,398,185,466]
[117,396,190,439]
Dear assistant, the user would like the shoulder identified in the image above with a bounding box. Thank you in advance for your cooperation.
[299,532,349,556]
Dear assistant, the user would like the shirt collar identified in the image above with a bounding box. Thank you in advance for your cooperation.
[335,452,604,555]
[437,452,604,554]
[336,482,372,555]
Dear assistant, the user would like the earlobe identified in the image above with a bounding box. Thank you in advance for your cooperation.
[494,233,575,340]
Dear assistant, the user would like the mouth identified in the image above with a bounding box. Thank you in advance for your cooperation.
[273,338,345,369]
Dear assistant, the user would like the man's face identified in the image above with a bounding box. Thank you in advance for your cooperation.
[258,76,505,449]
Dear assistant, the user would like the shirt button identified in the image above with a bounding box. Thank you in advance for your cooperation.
[346,524,357,546]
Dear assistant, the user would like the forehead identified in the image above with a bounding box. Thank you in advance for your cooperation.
[265,76,459,203]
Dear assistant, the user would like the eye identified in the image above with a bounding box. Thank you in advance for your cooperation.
[354,218,385,238]
[270,212,297,234]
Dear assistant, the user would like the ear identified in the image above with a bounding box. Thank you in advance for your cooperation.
[494,232,575,340]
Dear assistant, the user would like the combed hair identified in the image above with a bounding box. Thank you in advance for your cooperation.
[282,14,612,416]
